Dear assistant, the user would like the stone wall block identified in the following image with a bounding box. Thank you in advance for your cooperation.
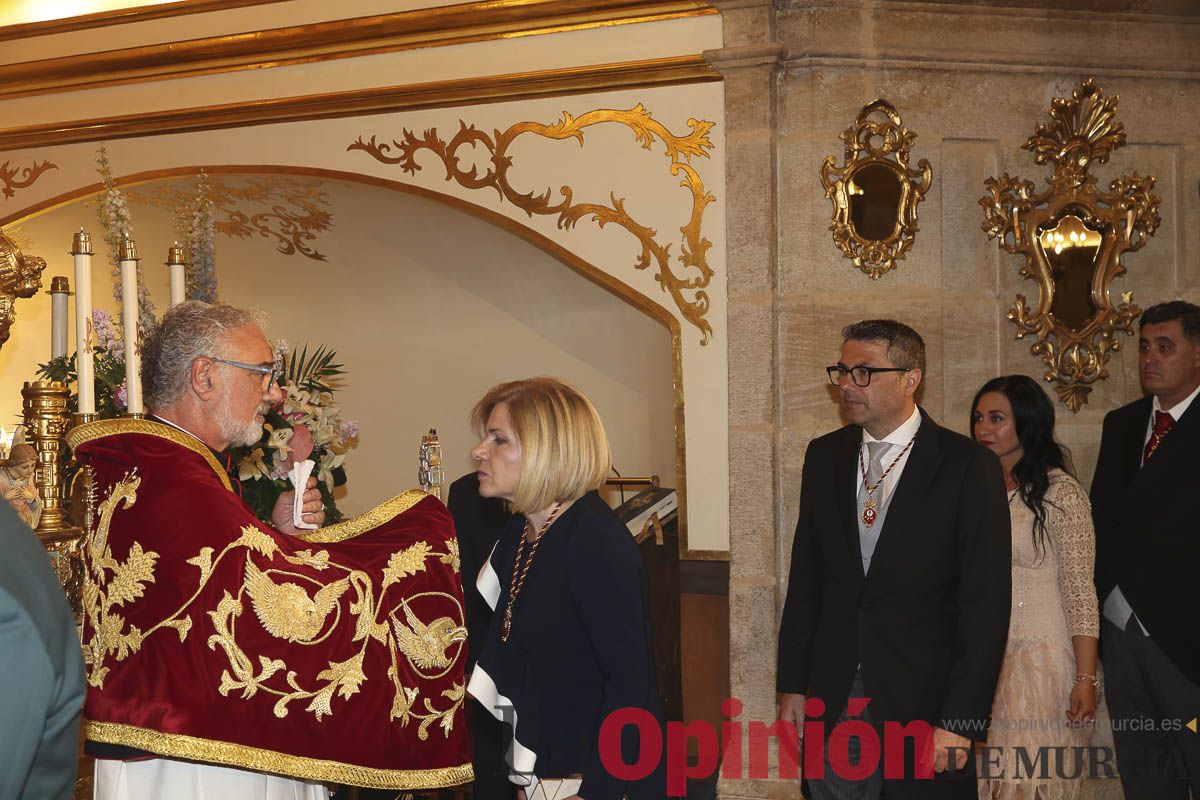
[729,299,775,425]
[729,428,777,580]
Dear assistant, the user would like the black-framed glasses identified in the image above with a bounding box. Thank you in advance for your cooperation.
[827,364,911,387]
[209,355,279,391]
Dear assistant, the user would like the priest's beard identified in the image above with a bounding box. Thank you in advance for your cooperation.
[214,387,268,448]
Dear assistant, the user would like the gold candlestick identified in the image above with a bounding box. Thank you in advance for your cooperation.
[24,381,86,614]
[22,380,73,533]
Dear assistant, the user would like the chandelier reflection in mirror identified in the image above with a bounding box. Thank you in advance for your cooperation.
[980,78,1161,412]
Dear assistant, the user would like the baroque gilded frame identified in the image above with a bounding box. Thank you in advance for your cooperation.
[820,99,932,279]
[980,79,1161,412]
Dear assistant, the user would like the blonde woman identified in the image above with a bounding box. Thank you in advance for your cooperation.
[465,377,666,800]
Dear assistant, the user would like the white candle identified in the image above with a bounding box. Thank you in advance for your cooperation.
[167,242,186,307]
[71,230,95,416]
[119,239,143,415]
[49,276,69,360]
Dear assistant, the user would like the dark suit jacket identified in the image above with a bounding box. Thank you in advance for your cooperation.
[0,504,85,800]
[777,410,1011,756]
[447,472,513,671]
[1091,395,1200,685]
[445,472,517,800]
[475,491,667,800]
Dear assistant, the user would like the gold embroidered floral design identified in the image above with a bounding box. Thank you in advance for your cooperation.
[204,533,466,728]
[81,479,465,733]
[81,471,155,688]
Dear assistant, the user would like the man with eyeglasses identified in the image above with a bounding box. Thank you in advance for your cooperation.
[71,302,472,799]
[776,319,1011,799]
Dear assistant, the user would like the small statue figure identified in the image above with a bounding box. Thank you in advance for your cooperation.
[0,443,42,528]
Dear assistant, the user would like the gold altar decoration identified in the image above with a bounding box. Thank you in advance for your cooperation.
[125,174,333,262]
[1,158,56,199]
[819,99,932,279]
[0,228,46,347]
[980,78,1160,412]
[22,380,85,611]
[349,103,717,343]
[418,429,444,501]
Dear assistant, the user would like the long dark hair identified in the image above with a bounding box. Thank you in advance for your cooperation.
[970,375,1073,554]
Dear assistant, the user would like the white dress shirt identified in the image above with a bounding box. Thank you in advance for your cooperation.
[853,405,923,514]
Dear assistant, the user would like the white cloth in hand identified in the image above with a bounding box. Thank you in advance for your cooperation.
[287,459,317,530]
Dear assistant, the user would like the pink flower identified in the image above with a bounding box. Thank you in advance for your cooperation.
[290,424,314,461]
[114,384,127,410]
[278,424,314,474]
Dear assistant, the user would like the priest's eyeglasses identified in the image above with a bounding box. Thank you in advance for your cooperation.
[827,364,911,387]
[210,356,280,391]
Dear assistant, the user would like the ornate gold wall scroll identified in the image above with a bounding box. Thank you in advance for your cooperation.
[980,79,1160,412]
[1,159,56,199]
[125,175,333,261]
[820,99,932,279]
[349,104,717,343]
[0,228,46,348]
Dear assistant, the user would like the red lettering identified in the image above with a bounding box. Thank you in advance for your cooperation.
[721,698,743,779]
[598,708,661,782]
[803,697,826,779]
[666,720,719,795]
[828,719,880,781]
[747,720,799,780]
[882,720,934,780]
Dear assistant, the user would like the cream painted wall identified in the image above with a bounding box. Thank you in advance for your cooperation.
[0,77,730,553]
[1,175,678,518]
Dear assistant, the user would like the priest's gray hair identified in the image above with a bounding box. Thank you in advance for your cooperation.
[142,301,265,410]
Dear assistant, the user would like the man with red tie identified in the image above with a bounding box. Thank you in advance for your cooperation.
[1092,300,1200,800]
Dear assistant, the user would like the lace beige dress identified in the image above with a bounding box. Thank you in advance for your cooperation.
[979,470,1104,800]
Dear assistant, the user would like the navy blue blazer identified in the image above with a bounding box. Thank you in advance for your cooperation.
[473,490,668,799]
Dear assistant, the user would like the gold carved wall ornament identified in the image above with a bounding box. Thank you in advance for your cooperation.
[0,228,46,348]
[349,104,717,343]
[1,159,56,200]
[980,79,1160,412]
[820,99,932,279]
[126,175,333,261]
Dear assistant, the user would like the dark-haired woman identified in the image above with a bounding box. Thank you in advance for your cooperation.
[971,375,1100,800]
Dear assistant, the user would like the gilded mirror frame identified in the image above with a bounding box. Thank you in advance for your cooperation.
[820,99,932,279]
[980,78,1161,412]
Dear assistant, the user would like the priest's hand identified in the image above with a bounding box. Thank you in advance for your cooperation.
[273,476,325,533]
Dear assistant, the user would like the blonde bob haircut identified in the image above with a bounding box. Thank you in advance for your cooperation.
[471,377,611,514]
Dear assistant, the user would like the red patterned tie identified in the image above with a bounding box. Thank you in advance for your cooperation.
[1143,410,1174,463]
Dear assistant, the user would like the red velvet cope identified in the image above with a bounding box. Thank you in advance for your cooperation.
[70,420,473,789]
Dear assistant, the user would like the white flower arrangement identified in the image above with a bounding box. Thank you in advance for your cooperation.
[96,145,157,333]
[183,171,219,303]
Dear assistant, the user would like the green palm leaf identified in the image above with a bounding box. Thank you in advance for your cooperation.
[284,343,345,392]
